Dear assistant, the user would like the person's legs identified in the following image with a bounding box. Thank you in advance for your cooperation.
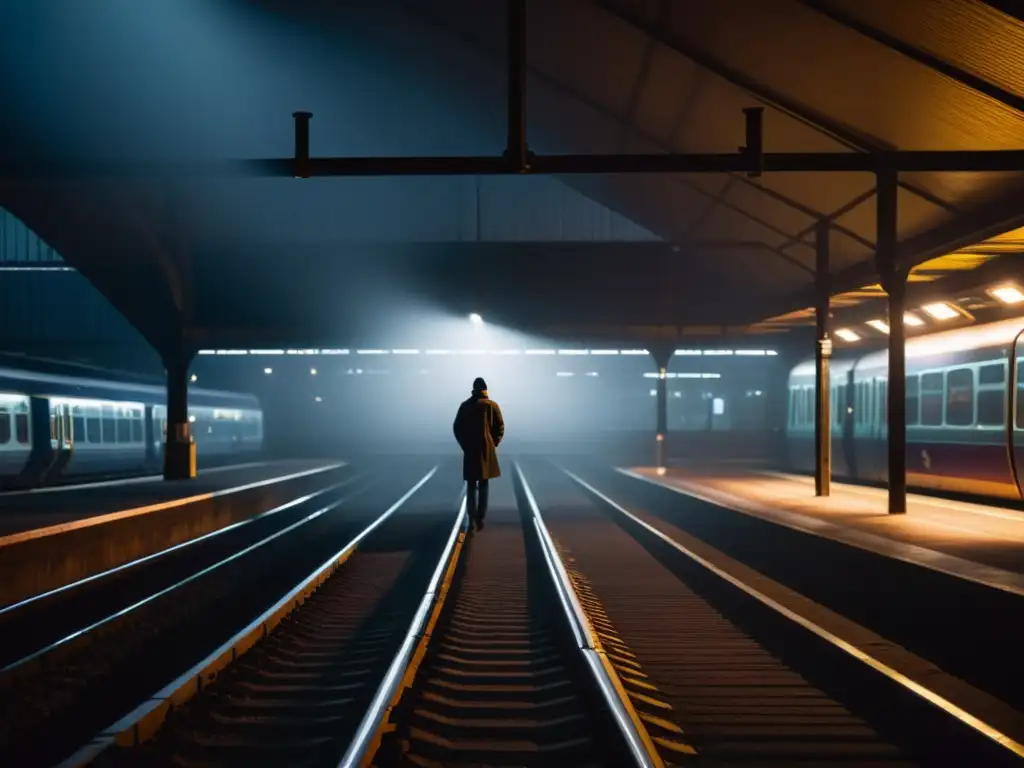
[477,479,490,526]
[466,479,478,525]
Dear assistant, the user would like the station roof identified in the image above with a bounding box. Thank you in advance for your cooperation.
[1,0,1023,355]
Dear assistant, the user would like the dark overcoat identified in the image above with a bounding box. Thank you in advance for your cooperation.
[453,392,505,481]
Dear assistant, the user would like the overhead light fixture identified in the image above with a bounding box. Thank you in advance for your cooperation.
[190,374,198,382]
[989,284,1024,305]
[310,368,317,376]
[469,313,483,325]
[903,312,924,327]
[922,302,958,321]
[834,328,861,342]
[866,319,889,334]
[264,367,273,375]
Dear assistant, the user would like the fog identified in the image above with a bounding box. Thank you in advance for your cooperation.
[190,309,783,464]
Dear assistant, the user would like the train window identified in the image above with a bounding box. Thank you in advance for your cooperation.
[131,417,143,443]
[880,381,888,426]
[102,407,116,443]
[978,390,1005,426]
[87,411,101,443]
[72,406,86,443]
[945,368,974,426]
[979,363,1005,385]
[920,372,943,426]
[15,404,29,444]
[804,388,813,425]
[117,416,131,443]
[0,407,9,444]
[906,375,920,426]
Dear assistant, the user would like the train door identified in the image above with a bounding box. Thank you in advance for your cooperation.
[1009,343,1024,497]
[841,368,858,479]
[46,402,74,480]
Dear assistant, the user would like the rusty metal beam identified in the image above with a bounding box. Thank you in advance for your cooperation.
[797,0,1024,115]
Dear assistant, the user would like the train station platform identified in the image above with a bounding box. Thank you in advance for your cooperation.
[0,459,349,607]
[0,460,342,543]
[623,465,1024,596]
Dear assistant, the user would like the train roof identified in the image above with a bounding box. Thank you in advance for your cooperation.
[0,366,259,408]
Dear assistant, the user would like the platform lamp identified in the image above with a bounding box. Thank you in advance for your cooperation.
[655,432,666,476]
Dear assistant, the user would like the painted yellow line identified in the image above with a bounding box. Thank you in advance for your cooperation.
[571,469,1024,761]
[0,462,345,547]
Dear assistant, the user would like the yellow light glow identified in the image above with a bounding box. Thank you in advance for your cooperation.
[922,302,958,320]
[866,319,890,334]
[903,312,925,327]
[835,328,861,342]
[989,284,1024,305]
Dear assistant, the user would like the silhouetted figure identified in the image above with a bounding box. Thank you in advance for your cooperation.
[453,377,504,531]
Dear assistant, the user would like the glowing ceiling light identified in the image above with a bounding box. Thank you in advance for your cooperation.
[310,368,317,375]
[263,367,273,375]
[314,396,322,402]
[190,374,198,382]
[556,371,574,377]
[525,349,556,355]
[392,349,420,355]
[734,350,768,356]
[989,284,1024,305]
[497,349,521,355]
[675,349,703,356]
[425,349,450,355]
[558,349,589,355]
[590,349,619,355]
[620,349,649,356]
[703,349,733,356]
[903,312,924,327]
[356,349,388,355]
[834,328,861,342]
[469,313,483,325]
[922,302,958,321]
[198,350,215,355]
[866,319,890,334]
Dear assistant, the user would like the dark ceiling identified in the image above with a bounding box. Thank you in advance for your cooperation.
[1,0,1023,357]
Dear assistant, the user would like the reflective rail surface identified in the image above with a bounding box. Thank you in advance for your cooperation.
[350,463,657,767]
[61,466,448,765]
[554,460,1024,766]
[0,464,438,767]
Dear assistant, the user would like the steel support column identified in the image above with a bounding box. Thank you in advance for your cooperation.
[506,0,528,170]
[164,354,196,480]
[877,169,907,514]
[814,221,832,497]
[652,348,671,472]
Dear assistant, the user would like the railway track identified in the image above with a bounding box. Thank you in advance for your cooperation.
[0,461,443,767]
[350,471,653,768]
[86,467,653,768]
[519,459,1023,768]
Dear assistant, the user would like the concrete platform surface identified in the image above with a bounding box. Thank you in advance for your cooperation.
[625,466,1024,596]
[0,460,344,544]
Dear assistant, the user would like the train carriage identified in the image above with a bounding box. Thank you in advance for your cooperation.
[786,317,1024,499]
[0,366,262,488]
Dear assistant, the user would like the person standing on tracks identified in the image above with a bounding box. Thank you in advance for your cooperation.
[453,376,505,532]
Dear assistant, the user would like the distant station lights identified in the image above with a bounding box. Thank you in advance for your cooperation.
[469,313,484,325]
[198,347,778,358]
[834,328,861,342]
